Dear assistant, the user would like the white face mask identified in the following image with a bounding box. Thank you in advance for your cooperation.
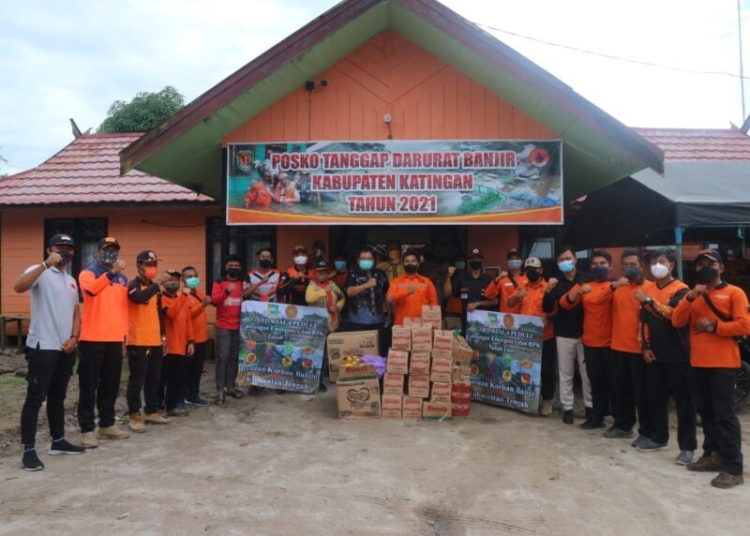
[294,255,308,266]
[650,263,670,279]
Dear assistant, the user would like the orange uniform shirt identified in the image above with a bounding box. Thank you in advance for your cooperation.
[672,283,750,368]
[485,274,528,313]
[127,279,162,346]
[611,279,653,353]
[162,293,194,356]
[186,290,209,344]
[515,280,554,340]
[562,280,614,348]
[386,273,438,326]
[79,268,128,342]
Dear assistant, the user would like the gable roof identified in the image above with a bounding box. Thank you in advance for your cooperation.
[0,133,215,207]
[121,0,663,201]
[632,127,750,162]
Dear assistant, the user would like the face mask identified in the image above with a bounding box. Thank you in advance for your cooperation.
[334,261,346,271]
[558,260,575,273]
[507,259,522,271]
[469,260,483,270]
[143,267,158,280]
[185,276,200,289]
[100,251,118,265]
[259,259,273,269]
[526,270,541,282]
[293,256,308,266]
[404,263,418,274]
[226,267,241,278]
[696,266,718,283]
[591,265,610,279]
[164,282,181,292]
[454,261,465,270]
[623,266,641,280]
[316,272,329,282]
[58,250,74,266]
[388,250,400,260]
[358,259,374,271]
[650,263,670,279]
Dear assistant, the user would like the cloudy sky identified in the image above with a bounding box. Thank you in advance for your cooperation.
[1,0,747,175]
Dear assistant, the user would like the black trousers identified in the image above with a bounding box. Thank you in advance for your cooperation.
[611,350,650,436]
[584,345,612,422]
[187,341,207,398]
[159,354,189,410]
[77,341,123,432]
[126,346,162,415]
[541,338,557,401]
[21,346,76,446]
[645,359,697,449]
[692,367,744,475]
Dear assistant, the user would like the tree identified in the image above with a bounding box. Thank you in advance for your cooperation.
[98,86,185,133]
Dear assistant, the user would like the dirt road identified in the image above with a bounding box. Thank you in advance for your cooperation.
[0,363,748,536]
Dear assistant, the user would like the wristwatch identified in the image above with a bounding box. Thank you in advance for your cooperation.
[706,322,716,333]
[644,297,653,305]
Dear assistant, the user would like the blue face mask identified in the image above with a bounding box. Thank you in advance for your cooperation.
[558,260,575,273]
[623,266,641,280]
[334,261,346,271]
[591,265,609,279]
[358,259,374,271]
[185,276,200,290]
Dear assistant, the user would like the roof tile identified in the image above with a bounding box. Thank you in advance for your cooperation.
[632,127,750,162]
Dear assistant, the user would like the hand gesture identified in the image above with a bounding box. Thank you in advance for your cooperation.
[260,275,270,285]
[111,259,127,275]
[45,251,62,267]
[580,284,592,294]
[514,288,528,299]
[203,296,213,307]
[227,282,237,293]
[61,337,77,354]
[634,289,647,303]
[547,277,558,291]
[328,305,339,313]
[467,302,479,312]
[407,285,416,295]
[614,277,629,288]
[447,266,456,277]
[688,284,707,301]
[694,317,714,333]
[643,349,656,364]
[366,277,377,289]
[187,343,195,356]
[181,286,191,296]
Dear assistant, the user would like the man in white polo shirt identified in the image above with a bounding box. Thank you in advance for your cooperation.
[14,234,84,471]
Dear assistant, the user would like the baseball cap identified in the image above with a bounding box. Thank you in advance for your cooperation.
[136,250,161,264]
[468,248,484,258]
[164,269,181,278]
[524,257,542,269]
[48,234,75,248]
[313,258,330,271]
[97,237,120,250]
[507,248,521,259]
[696,249,722,264]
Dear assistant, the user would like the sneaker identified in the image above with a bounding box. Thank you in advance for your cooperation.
[675,450,694,465]
[97,426,129,440]
[167,406,188,417]
[687,452,722,472]
[636,438,669,452]
[540,400,553,417]
[80,431,99,449]
[22,448,44,472]
[579,418,606,430]
[631,435,649,448]
[711,472,745,489]
[144,412,171,424]
[562,410,574,424]
[129,413,147,433]
[186,395,210,407]
[604,426,635,439]
[177,400,190,415]
[48,439,85,455]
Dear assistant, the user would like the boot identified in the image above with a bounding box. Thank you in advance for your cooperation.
[128,413,147,433]
[144,412,171,424]
[80,431,99,449]
[97,426,130,440]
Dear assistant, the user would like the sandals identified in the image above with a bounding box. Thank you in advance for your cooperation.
[215,393,226,406]
[227,388,244,399]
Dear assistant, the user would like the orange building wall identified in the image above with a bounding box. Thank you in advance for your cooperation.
[0,206,220,336]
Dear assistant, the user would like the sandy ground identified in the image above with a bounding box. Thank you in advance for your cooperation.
[0,355,749,536]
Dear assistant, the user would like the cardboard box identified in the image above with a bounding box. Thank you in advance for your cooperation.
[433,331,454,352]
[452,335,475,366]
[391,326,412,351]
[422,400,452,420]
[402,396,423,419]
[412,326,433,345]
[430,381,452,401]
[452,380,472,395]
[431,346,452,360]
[422,305,442,326]
[338,364,376,381]
[408,374,430,398]
[451,403,470,417]
[410,352,431,375]
[382,394,403,419]
[431,356,453,383]
[452,364,471,382]
[336,378,381,419]
[443,317,462,331]
[383,373,405,396]
[402,317,413,326]
[387,349,409,375]
[327,330,380,382]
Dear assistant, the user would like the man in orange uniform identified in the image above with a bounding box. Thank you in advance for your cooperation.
[635,247,696,463]
[77,237,130,448]
[386,250,438,326]
[159,270,195,417]
[484,248,527,313]
[274,172,300,204]
[507,257,556,416]
[606,248,652,445]
[243,177,273,208]
[562,250,626,429]
[673,249,749,489]
[182,266,212,407]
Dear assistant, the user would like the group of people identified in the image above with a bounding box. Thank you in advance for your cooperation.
[15,234,747,489]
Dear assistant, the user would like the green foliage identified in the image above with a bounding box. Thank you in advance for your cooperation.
[98,86,185,133]
[459,192,504,214]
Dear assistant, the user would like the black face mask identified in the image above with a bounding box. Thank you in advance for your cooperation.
[404,264,418,274]
[526,270,541,282]
[226,267,241,278]
[469,260,483,270]
[259,259,272,269]
[696,266,719,283]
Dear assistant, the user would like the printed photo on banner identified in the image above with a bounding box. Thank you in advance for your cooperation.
[466,310,544,414]
[239,301,329,393]
[226,140,562,225]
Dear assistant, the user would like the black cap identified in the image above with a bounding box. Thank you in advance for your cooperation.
[507,248,521,259]
[97,236,120,250]
[136,250,160,264]
[468,248,484,258]
[696,249,722,264]
[48,234,75,248]
[313,258,330,271]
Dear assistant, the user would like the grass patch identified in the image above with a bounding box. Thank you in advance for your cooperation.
[0,374,26,387]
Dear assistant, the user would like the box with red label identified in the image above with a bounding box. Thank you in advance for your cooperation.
[410,352,431,375]
[452,379,471,395]
[336,378,381,419]
[451,403,470,417]
[326,330,380,382]
[431,356,453,383]
[382,394,403,419]
[412,326,433,352]
[402,396,423,419]
[422,305,442,327]
[431,347,452,360]
[386,349,409,375]
[430,381,452,401]
[452,364,471,382]
[408,374,430,398]
[433,332,453,353]
[383,373,405,396]
[391,326,412,351]
[422,400,452,421]
[338,364,377,381]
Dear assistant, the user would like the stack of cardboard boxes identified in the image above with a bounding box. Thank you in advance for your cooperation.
[330,331,381,419]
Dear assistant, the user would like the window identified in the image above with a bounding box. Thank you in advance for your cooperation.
[206,219,274,288]
[44,218,107,278]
